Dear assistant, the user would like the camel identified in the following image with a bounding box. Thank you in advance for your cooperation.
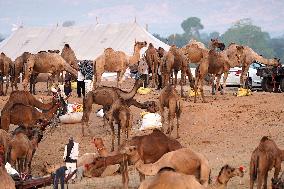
[81,79,143,135]
[145,43,161,88]
[104,98,133,151]
[11,52,31,91]
[1,90,54,113]
[22,51,77,93]
[161,45,194,96]
[0,52,12,96]
[159,85,182,138]
[123,147,210,186]
[9,129,40,173]
[61,44,79,71]
[138,164,244,189]
[89,129,182,188]
[250,136,284,189]
[93,41,147,88]
[226,44,280,87]
[0,101,61,131]
[193,40,245,103]
[0,145,16,189]
[0,129,11,163]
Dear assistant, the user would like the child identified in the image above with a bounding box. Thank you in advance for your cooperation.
[64,79,72,98]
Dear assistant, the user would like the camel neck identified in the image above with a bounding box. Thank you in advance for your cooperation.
[128,47,142,65]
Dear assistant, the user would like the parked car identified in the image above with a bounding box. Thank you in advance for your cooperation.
[220,62,264,89]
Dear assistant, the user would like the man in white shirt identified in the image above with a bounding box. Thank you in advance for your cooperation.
[63,137,79,182]
[77,62,85,98]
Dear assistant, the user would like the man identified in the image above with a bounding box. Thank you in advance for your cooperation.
[63,137,79,183]
[77,61,85,98]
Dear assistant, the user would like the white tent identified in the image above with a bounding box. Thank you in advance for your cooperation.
[0,22,170,60]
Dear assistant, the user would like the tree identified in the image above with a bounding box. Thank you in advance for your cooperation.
[181,17,204,39]
[221,18,275,58]
[62,20,75,27]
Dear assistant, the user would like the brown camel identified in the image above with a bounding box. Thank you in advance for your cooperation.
[93,41,147,88]
[11,52,31,91]
[138,164,244,189]
[1,90,54,113]
[0,129,11,163]
[193,40,245,103]
[250,136,284,189]
[88,129,182,188]
[228,44,281,87]
[123,147,210,187]
[159,85,182,138]
[22,51,77,93]
[145,43,161,88]
[0,102,60,131]
[81,79,143,135]
[0,52,12,96]
[0,144,16,189]
[9,130,40,173]
[104,98,133,151]
[61,44,79,71]
[161,45,194,96]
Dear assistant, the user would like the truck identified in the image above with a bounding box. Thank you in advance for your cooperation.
[256,65,284,92]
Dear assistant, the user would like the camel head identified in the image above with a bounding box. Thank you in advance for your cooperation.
[272,58,281,66]
[134,41,147,51]
[157,47,165,58]
[119,145,140,164]
[210,38,225,51]
[217,164,244,184]
[92,137,106,152]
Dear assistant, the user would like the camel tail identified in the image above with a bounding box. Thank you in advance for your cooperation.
[64,62,78,78]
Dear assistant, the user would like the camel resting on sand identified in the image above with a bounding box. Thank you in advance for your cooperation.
[93,41,147,88]
[22,51,77,93]
[0,102,61,131]
[122,146,210,186]
[250,136,284,189]
[139,164,244,189]
[88,129,182,188]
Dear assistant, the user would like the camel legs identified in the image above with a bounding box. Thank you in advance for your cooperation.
[110,120,115,152]
[194,75,206,103]
[23,59,35,91]
[274,159,281,179]
[256,171,265,189]
[121,158,129,189]
[222,71,229,94]
[215,74,222,95]
[151,64,156,88]
[159,105,165,133]
[240,65,250,88]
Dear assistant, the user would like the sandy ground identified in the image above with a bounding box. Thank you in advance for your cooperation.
[1,79,284,189]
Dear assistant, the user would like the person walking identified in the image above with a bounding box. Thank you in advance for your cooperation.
[77,62,85,98]
[63,137,79,183]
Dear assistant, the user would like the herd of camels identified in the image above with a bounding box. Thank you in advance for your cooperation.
[0,37,283,189]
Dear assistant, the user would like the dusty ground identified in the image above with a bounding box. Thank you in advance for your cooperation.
[1,79,284,189]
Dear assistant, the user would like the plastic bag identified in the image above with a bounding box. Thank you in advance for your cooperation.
[137,87,151,95]
[96,109,104,117]
[139,112,162,131]
[59,112,83,124]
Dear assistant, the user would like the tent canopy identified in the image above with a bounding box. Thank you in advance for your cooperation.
[0,22,170,61]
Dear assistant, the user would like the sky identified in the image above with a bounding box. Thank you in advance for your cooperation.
[0,0,284,38]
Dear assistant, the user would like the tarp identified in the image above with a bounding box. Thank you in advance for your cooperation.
[0,22,170,60]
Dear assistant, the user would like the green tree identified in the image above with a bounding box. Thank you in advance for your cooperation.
[221,18,275,58]
[269,37,284,62]
[181,17,204,39]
